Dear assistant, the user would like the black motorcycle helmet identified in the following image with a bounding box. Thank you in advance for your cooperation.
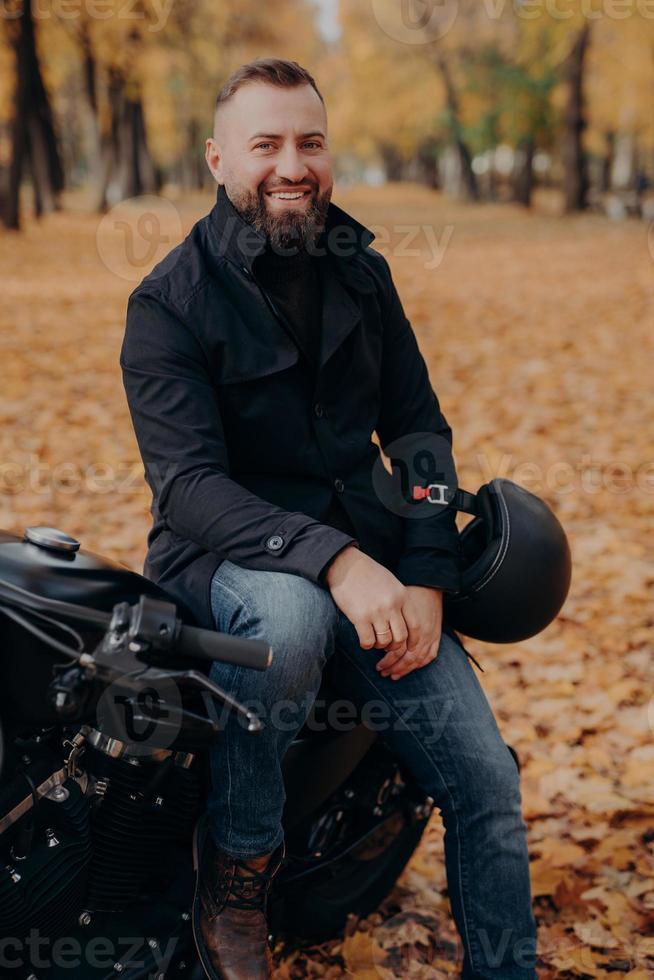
[443,478,572,643]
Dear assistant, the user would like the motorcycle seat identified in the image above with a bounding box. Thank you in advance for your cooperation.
[296,659,365,740]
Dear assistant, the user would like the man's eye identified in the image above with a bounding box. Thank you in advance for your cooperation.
[254,142,322,151]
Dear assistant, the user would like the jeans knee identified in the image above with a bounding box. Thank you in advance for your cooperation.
[263,577,339,664]
[217,571,339,682]
[211,562,339,656]
[456,744,523,816]
[208,578,338,732]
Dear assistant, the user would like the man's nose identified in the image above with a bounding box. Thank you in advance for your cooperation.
[274,145,309,183]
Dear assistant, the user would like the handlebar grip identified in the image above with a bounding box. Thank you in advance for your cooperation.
[177,624,272,671]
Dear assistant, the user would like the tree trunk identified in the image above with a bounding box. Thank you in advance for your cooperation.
[97,65,156,210]
[379,142,405,182]
[6,63,28,229]
[416,136,440,189]
[512,137,535,207]
[79,22,97,116]
[27,114,56,215]
[4,0,64,229]
[562,23,591,213]
[436,52,479,201]
[119,96,157,198]
[97,67,122,211]
[77,19,102,182]
[600,131,615,193]
[188,118,206,190]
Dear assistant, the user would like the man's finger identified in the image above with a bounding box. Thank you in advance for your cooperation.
[371,623,393,650]
[357,620,378,650]
[373,609,408,650]
[378,615,422,674]
[385,647,422,679]
[376,644,408,673]
[388,609,409,648]
[405,618,422,656]
[390,635,441,680]
[376,611,410,665]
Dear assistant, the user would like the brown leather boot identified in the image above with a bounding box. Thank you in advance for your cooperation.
[191,813,284,980]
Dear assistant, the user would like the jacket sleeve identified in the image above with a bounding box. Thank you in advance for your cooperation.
[120,290,358,582]
[374,256,461,593]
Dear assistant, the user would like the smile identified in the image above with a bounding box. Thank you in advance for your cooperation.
[265,190,311,201]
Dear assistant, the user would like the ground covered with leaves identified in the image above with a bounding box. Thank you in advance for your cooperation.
[1,184,652,977]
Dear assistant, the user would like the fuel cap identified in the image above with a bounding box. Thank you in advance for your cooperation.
[24,526,81,554]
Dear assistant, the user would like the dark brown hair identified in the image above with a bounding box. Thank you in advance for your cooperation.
[214,58,325,117]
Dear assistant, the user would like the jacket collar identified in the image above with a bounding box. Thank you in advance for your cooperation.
[205,183,378,371]
[206,182,376,276]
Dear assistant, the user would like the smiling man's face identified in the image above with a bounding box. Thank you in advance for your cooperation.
[205,82,333,251]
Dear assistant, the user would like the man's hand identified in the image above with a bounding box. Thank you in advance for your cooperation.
[325,548,443,680]
[325,546,409,652]
[376,585,443,680]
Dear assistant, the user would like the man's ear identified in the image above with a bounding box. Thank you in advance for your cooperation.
[205,137,223,184]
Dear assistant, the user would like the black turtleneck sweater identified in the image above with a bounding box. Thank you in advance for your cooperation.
[253,243,322,377]
[252,240,357,544]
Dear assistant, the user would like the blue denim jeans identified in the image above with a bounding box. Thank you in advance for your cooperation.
[206,560,538,979]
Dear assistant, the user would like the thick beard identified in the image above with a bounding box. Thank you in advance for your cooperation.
[228,182,332,254]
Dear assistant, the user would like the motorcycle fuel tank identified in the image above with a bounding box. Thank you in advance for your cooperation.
[0,526,173,727]
[0,526,171,609]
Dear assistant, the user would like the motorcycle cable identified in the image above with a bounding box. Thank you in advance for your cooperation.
[0,577,110,630]
[6,602,85,655]
[0,603,86,662]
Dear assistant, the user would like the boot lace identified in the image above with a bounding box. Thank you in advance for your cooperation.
[224,854,279,912]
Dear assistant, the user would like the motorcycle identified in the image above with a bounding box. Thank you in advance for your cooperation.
[0,523,519,979]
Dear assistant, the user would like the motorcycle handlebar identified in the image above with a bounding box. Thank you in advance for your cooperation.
[0,579,272,672]
[176,624,272,672]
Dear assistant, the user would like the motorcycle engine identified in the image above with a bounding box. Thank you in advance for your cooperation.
[0,722,204,945]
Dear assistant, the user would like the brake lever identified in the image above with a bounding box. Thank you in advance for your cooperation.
[68,610,264,733]
[77,648,263,734]
[129,666,263,733]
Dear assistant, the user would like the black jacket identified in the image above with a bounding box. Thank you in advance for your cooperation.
[120,184,461,630]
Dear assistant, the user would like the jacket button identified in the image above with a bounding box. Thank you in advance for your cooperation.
[334,478,344,493]
[266,534,284,551]
[313,402,324,418]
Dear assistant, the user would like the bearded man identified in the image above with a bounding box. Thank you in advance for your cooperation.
[120,57,537,980]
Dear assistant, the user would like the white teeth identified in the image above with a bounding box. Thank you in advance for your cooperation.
[268,192,306,200]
